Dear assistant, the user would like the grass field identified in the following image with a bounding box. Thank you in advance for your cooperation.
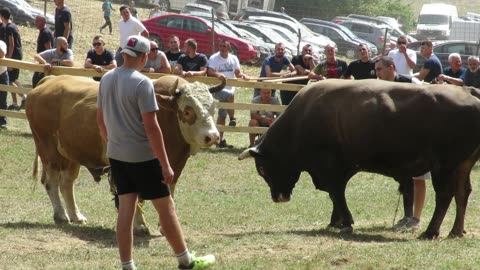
[3,1,480,269]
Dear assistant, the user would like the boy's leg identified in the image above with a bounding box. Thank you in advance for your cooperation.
[151,196,187,254]
[117,193,138,263]
[413,179,426,220]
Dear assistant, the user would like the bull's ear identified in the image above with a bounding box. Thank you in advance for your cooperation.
[156,94,177,112]
[168,79,180,96]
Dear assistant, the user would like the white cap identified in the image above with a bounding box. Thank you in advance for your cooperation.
[121,35,150,57]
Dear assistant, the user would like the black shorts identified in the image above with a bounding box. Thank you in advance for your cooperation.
[7,68,19,81]
[109,158,170,200]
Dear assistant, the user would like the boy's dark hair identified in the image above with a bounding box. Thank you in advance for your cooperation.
[0,7,11,20]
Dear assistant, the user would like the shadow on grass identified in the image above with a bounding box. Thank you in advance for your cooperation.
[0,128,32,138]
[200,146,246,156]
[0,221,164,247]
[220,225,410,243]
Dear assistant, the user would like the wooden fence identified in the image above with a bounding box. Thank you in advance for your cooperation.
[0,58,306,134]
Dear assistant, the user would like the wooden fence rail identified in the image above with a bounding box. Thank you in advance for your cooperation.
[0,58,306,134]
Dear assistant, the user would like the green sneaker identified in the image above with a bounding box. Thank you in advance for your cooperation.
[178,254,215,270]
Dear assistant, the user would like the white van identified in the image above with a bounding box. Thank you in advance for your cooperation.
[416,3,458,40]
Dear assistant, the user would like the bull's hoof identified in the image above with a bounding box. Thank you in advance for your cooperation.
[419,230,439,240]
[448,230,465,238]
[70,213,88,224]
[326,224,354,234]
[133,224,151,236]
[53,214,70,224]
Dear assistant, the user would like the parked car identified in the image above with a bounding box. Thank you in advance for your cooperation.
[193,0,229,20]
[247,16,333,53]
[301,18,378,58]
[0,0,55,29]
[347,14,416,42]
[339,20,392,53]
[414,40,480,72]
[181,3,218,19]
[233,7,296,23]
[141,14,259,64]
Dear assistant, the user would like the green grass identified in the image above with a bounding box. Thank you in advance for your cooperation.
[2,117,480,269]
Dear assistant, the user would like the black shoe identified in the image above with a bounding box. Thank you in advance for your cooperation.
[228,117,237,126]
[7,104,20,111]
[217,139,228,148]
[19,99,26,110]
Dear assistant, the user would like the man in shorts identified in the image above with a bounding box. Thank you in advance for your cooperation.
[97,35,215,270]
[207,39,249,148]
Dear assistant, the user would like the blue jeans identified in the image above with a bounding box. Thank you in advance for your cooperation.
[0,71,10,126]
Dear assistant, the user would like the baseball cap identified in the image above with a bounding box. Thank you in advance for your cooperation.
[121,35,150,57]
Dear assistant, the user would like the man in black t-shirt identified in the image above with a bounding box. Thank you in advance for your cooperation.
[54,0,73,49]
[283,44,315,105]
[174,38,207,77]
[84,35,116,81]
[165,35,184,70]
[32,15,54,88]
[343,43,376,80]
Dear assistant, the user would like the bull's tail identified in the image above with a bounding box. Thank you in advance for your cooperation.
[32,149,39,191]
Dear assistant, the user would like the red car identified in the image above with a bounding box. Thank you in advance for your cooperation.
[142,14,259,64]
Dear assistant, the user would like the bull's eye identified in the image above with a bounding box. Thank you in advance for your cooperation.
[258,166,265,176]
[183,110,190,117]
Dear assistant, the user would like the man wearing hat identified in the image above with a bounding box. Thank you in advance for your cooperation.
[97,35,215,270]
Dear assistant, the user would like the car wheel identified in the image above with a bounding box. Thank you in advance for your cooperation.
[158,0,170,11]
[150,35,164,50]
[346,49,356,59]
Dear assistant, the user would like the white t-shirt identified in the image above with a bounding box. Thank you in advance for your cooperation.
[0,40,6,74]
[388,48,417,76]
[207,52,240,94]
[119,17,147,48]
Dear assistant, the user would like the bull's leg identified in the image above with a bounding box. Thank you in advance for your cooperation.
[133,199,151,236]
[420,170,454,239]
[450,159,475,238]
[43,165,70,224]
[59,163,87,224]
[328,183,354,233]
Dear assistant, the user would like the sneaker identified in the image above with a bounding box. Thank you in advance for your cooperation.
[178,254,216,270]
[393,216,411,230]
[217,138,228,148]
[0,124,6,129]
[405,217,420,228]
[19,99,26,110]
[228,117,237,126]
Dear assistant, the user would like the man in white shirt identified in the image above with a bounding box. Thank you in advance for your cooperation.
[388,35,416,77]
[207,39,249,148]
[115,5,148,66]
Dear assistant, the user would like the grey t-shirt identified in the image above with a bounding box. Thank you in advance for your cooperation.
[144,51,166,71]
[98,68,159,162]
[250,95,280,118]
[39,48,73,65]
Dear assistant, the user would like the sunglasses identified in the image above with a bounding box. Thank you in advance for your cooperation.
[92,42,102,46]
[150,48,158,51]
[397,41,407,45]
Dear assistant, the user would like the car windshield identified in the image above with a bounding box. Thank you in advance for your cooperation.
[418,14,449,24]
[336,24,359,39]
[211,21,237,36]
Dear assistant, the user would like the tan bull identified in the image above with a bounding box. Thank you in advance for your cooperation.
[26,74,224,235]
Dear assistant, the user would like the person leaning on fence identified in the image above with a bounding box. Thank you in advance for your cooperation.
[461,56,480,88]
[174,38,208,77]
[284,44,315,105]
[374,56,427,230]
[141,40,171,74]
[248,88,280,147]
[207,39,249,148]
[84,35,117,81]
[342,43,376,80]
[415,40,443,83]
[255,42,296,97]
[32,15,53,88]
[0,40,9,129]
[437,53,465,85]
[0,7,25,111]
[96,35,215,270]
[165,35,184,69]
[308,43,347,80]
[115,5,148,67]
[100,0,115,35]
[33,37,74,76]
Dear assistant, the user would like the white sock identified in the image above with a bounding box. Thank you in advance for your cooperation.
[121,260,136,270]
[176,250,193,266]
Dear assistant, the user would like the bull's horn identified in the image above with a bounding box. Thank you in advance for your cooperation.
[238,147,254,160]
[208,76,226,93]
[168,78,180,96]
